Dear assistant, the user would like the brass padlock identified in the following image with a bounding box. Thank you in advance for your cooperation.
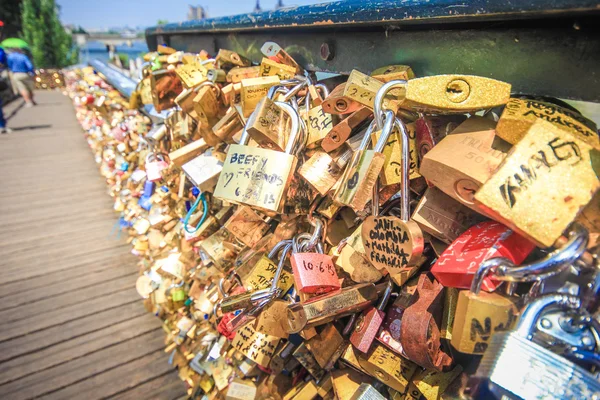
[389,75,511,114]
[181,149,225,193]
[240,76,280,118]
[496,97,598,146]
[259,57,297,80]
[150,69,183,112]
[333,111,395,211]
[260,41,302,73]
[450,260,519,354]
[223,206,271,248]
[175,61,207,89]
[298,150,344,196]
[321,107,372,152]
[245,90,291,151]
[214,101,303,213]
[420,116,510,212]
[322,83,363,115]
[475,118,600,247]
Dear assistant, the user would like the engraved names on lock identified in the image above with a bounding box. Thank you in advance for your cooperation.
[497,97,598,146]
[306,105,334,148]
[231,324,279,368]
[475,119,600,247]
[361,216,424,274]
[245,255,293,293]
[214,145,297,212]
[175,62,207,89]
[358,342,417,393]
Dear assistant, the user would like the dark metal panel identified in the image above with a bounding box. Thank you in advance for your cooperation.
[146,0,599,35]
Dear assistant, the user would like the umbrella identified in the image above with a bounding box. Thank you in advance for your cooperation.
[0,38,29,49]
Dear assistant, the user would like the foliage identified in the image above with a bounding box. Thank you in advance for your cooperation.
[117,52,129,68]
[0,0,23,39]
[20,0,79,68]
[157,19,169,25]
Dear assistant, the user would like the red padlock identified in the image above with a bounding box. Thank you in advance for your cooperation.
[350,280,393,353]
[145,152,169,182]
[290,231,340,295]
[431,220,536,292]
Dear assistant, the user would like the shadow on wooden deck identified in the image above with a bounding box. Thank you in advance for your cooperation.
[0,91,186,400]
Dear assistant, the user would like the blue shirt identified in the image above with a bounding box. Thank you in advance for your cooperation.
[0,48,6,67]
[7,52,34,74]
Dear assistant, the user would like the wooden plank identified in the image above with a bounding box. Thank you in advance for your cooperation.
[0,313,161,386]
[0,331,167,400]
[0,252,134,297]
[0,91,183,398]
[0,301,145,363]
[0,273,137,323]
[39,349,178,400]
[109,370,187,400]
[0,264,135,310]
[0,288,139,343]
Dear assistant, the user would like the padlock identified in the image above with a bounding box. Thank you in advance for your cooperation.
[473,294,600,399]
[350,279,393,353]
[213,101,303,213]
[333,110,394,211]
[181,148,225,193]
[344,69,393,109]
[259,57,297,80]
[415,115,467,163]
[356,341,418,394]
[321,107,372,152]
[386,74,511,114]
[223,205,271,248]
[411,187,485,244]
[474,118,600,247]
[370,64,415,82]
[372,120,421,186]
[431,220,536,291]
[419,116,511,211]
[496,97,598,146]
[212,106,244,143]
[298,150,344,196]
[348,383,386,400]
[399,274,453,371]
[290,218,340,295]
[145,152,169,182]
[305,101,335,149]
[150,68,183,112]
[260,41,302,73]
[450,260,519,354]
[361,116,424,276]
[322,83,364,115]
[245,88,291,151]
[174,61,207,89]
[286,283,382,333]
[216,48,251,68]
[240,75,281,117]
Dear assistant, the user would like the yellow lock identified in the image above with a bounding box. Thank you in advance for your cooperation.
[240,76,280,117]
[245,95,290,151]
[298,150,343,196]
[450,261,519,354]
[496,97,598,146]
[371,121,420,186]
[214,101,303,213]
[174,62,207,89]
[398,74,511,113]
[475,118,600,247]
[259,57,297,80]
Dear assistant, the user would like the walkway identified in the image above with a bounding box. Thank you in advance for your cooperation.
[0,91,186,400]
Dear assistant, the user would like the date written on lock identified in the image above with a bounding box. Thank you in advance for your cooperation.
[214,148,296,213]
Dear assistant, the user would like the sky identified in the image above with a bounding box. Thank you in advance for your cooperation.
[56,0,328,30]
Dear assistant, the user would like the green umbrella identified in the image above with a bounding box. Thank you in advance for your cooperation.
[0,38,29,49]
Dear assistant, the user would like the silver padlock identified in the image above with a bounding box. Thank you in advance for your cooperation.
[474,294,600,400]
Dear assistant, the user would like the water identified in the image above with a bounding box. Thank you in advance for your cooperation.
[79,40,148,65]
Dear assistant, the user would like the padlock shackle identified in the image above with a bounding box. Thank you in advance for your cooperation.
[398,117,411,222]
[494,223,589,283]
[282,78,308,102]
[271,242,293,293]
[267,85,289,100]
[274,101,303,155]
[268,239,293,259]
[374,79,408,129]
[515,294,581,339]
[470,259,500,295]
[376,280,394,310]
[197,80,221,98]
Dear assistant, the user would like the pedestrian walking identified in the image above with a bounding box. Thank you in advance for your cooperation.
[0,20,11,134]
[7,48,36,107]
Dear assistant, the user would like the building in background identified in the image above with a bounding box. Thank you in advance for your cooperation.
[275,0,285,10]
[253,0,262,13]
[188,5,208,21]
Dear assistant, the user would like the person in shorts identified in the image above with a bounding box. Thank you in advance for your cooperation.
[7,49,36,107]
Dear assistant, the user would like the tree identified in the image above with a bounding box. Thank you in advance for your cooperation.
[157,19,169,25]
[20,0,78,68]
[0,0,23,39]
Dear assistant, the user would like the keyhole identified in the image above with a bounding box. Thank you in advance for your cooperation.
[445,79,470,103]
[335,99,348,112]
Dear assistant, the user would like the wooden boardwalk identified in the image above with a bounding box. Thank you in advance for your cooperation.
[0,91,186,400]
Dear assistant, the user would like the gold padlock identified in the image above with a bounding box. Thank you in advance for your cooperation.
[475,118,600,247]
[240,76,280,117]
[420,116,511,212]
[175,61,207,89]
[260,57,297,80]
[397,74,511,113]
[214,101,303,213]
[245,94,290,151]
[496,97,598,146]
[450,261,519,354]
[298,150,344,196]
[333,112,397,211]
